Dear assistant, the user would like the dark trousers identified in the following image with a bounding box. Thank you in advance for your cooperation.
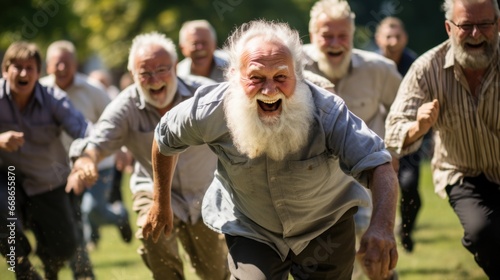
[398,153,422,238]
[0,172,78,279]
[446,174,500,279]
[225,208,356,280]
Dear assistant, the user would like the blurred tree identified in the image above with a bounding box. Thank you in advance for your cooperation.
[1,0,85,60]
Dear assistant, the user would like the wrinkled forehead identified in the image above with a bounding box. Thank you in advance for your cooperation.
[240,38,293,69]
[453,0,497,20]
[135,45,172,67]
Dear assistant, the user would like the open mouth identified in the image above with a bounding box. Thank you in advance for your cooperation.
[257,99,282,112]
[464,41,486,50]
[149,85,166,96]
[192,50,208,60]
[327,50,343,57]
[17,80,29,86]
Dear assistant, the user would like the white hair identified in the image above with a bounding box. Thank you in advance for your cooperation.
[179,20,217,45]
[46,40,76,62]
[127,31,178,74]
[309,0,356,34]
[442,0,500,20]
[223,20,305,81]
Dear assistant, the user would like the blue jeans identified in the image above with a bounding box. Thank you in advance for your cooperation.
[81,167,128,244]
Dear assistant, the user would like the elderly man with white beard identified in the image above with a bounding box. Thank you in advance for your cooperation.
[303,1,401,279]
[385,0,500,278]
[143,20,399,280]
[65,31,229,280]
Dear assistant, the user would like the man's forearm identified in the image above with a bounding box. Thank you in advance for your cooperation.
[368,163,398,230]
[151,138,177,208]
[403,121,427,149]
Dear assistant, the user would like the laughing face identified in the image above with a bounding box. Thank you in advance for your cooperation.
[310,13,353,81]
[133,44,177,109]
[45,49,77,90]
[237,38,296,125]
[3,57,40,99]
[180,27,216,73]
[446,0,499,70]
[224,38,315,161]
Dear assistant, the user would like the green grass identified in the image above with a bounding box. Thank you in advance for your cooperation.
[0,161,487,279]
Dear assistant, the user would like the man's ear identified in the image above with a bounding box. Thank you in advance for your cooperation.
[444,21,452,36]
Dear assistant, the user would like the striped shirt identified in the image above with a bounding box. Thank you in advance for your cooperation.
[385,39,500,198]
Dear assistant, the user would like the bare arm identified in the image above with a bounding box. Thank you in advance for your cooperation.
[142,138,178,242]
[403,99,439,148]
[65,147,104,194]
[357,162,399,280]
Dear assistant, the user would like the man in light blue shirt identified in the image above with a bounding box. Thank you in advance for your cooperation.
[145,20,398,280]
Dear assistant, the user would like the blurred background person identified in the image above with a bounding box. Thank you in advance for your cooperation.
[305,0,402,278]
[0,41,89,280]
[177,19,228,82]
[375,16,434,253]
[40,40,131,280]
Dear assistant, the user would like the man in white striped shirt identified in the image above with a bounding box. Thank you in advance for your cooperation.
[385,0,500,278]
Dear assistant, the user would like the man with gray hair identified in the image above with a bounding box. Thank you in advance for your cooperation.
[66,32,228,279]
[305,1,401,278]
[144,20,398,280]
[385,0,500,278]
[40,39,126,280]
[177,19,228,82]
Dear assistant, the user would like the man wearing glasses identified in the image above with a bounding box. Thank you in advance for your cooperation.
[66,32,228,279]
[385,0,500,278]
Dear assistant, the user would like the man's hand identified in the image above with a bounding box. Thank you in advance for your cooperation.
[142,202,174,242]
[0,131,24,152]
[356,226,398,280]
[66,156,98,195]
[416,99,439,134]
[404,99,439,148]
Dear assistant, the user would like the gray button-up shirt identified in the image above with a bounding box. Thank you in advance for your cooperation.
[0,79,88,195]
[155,81,392,259]
[70,77,217,223]
[177,49,229,83]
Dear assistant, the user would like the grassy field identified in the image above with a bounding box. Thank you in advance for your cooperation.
[0,161,487,279]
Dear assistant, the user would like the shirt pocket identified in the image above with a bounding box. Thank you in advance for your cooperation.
[286,153,331,199]
[345,96,378,122]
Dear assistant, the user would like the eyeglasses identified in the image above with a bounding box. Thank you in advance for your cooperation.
[136,65,173,80]
[448,19,497,32]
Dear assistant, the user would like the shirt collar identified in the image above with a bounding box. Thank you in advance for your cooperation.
[1,79,45,107]
[444,40,455,69]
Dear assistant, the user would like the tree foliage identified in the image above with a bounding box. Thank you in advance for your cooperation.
[1,0,451,73]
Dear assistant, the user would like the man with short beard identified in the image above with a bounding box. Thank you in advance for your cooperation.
[304,1,402,279]
[385,0,500,278]
[65,32,229,280]
[144,20,398,280]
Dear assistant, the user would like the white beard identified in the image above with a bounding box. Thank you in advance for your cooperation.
[317,47,352,81]
[224,80,315,161]
[451,33,498,70]
[135,76,177,109]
